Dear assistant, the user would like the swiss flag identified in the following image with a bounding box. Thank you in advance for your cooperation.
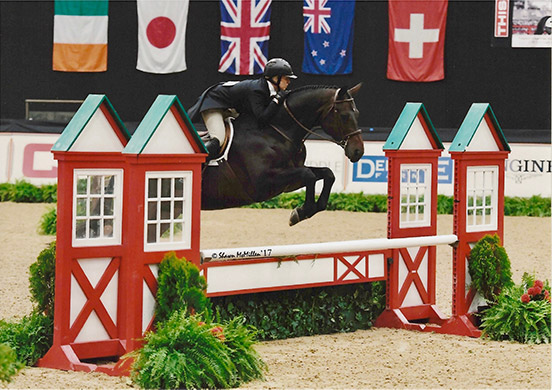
[387,0,448,82]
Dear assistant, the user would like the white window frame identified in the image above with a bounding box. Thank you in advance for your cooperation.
[466,166,499,232]
[399,163,432,228]
[144,171,193,252]
[72,169,123,247]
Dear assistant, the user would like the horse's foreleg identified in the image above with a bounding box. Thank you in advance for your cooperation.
[289,167,335,226]
[311,167,335,212]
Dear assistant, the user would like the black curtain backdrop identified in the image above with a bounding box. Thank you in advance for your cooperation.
[0,0,550,137]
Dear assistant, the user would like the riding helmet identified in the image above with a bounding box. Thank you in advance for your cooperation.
[263,58,297,79]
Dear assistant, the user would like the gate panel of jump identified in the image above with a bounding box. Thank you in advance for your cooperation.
[40,98,510,375]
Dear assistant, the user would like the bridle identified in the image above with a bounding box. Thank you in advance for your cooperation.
[281,89,362,149]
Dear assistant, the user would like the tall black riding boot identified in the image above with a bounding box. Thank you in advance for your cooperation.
[204,138,220,162]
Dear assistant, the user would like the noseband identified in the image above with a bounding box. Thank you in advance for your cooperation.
[283,89,361,149]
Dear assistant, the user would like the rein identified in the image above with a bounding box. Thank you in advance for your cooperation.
[282,90,361,148]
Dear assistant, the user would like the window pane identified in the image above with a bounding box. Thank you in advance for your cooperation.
[174,178,184,197]
[104,219,114,237]
[90,198,101,216]
[76,220,86,239]
[161,201,171,219]
[174,222,183,240]
[148,178,158,198]
[77,177,88,195]
[76,198,87,216]
[104,197,114,216]
[89,219,100,238]
[147,202,157,221]
[160,223,171,242]
[173,201,183,219]
[90,176,102,194]
[104,175,115,194]
[161,178,171,197]
[147,224,157,243]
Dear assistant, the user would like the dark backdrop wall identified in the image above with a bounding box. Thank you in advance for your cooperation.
[1,0,550,138]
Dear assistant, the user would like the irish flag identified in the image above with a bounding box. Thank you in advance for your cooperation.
[53,0,108,72]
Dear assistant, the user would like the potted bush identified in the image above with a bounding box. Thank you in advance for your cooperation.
[468,234,513,307]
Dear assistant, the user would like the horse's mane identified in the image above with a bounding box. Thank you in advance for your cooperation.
[290,85,338,94]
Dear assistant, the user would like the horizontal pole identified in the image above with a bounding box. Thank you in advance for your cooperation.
[201,234,458,262]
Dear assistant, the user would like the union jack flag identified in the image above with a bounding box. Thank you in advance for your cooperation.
[219,0,272,75]
[303,0,331,34]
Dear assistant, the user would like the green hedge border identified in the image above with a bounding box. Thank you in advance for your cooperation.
[213,282,386,341]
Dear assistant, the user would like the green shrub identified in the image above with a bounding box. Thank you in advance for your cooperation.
[129,311,266,389]
[29,242,56,319]
[38,208,57,236]
[39,184,57,203]
[504,195,551,217]
[155,252,212,324]
[11,180,43,203]
[0,343,23,383]
[0,183,13,201]
[480,274,551,344]
[468,234,513,303]
[213,281,386,340]
[327,192,387,212]
[437,194,454,214]
[0,313,53,366]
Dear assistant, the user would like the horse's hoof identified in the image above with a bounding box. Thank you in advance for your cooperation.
[289,209,300,226]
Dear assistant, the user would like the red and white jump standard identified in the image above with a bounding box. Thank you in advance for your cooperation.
[38,96,509,375]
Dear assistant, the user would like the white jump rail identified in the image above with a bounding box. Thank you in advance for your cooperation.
[201,234,458,262]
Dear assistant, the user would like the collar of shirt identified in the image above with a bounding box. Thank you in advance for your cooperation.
[267,79,277,97]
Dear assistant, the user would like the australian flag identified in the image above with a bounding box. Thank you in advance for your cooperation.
[219,0,272,75]
[303,0,355,75]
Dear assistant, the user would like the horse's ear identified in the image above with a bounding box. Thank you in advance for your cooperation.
[347,83,362,97]
[337,86,349,99]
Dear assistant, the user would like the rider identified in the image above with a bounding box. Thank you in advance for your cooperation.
[187,58,297,160]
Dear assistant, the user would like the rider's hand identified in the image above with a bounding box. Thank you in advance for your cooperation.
[273,90,289,104]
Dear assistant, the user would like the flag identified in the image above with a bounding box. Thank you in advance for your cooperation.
[53,0,108,72]
[218,0,272,75]
[302,0,355,75]
[387,0,448,82]
[137,0,189,74]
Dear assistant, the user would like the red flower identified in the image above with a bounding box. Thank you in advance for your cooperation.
[533,285,543,295]
[534,280,544,289]
[527,287,536,296]
[210,326,225,341]
[198,321,206,326]
[521,294,531,303]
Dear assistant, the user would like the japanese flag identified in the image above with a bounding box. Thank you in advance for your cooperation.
[387,0,448,82]
[137,0,189,74]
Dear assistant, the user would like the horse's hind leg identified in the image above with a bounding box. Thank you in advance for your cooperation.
[289,167,335,226]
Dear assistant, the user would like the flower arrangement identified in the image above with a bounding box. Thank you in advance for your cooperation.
[521,279,551,304]
[480,273,551,344]
[128,254,266,389]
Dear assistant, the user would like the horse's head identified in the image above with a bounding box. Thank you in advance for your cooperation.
[319,83,364,163]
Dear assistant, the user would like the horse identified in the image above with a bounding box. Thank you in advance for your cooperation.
[201,83,364,226]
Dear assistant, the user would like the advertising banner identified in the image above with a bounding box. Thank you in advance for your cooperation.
[0,134,550,197]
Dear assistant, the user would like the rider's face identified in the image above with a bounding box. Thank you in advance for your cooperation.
[278,76,291,90]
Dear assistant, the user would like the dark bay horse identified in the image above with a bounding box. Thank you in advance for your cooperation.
[201,83,364,226]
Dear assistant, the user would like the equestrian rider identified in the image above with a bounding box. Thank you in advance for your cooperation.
[187,58,297,160]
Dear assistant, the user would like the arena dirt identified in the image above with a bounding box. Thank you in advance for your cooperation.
[1,203,550,389]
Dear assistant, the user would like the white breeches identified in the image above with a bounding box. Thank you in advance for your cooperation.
[201,109,226,143]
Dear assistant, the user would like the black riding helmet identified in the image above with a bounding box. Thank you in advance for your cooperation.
[263,58,297,91]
